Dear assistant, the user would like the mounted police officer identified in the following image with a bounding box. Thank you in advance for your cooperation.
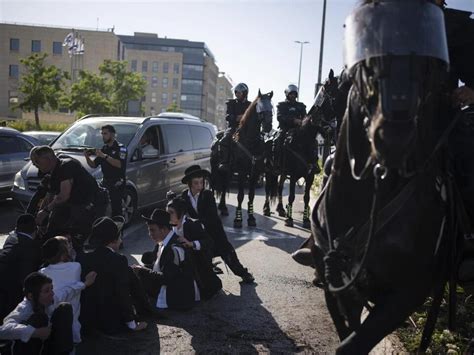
[85,125,127,217]
[275,84,307,172]
[218,82,251,171]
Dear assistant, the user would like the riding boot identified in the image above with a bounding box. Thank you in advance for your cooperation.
[303,205,311,229]
[233,207,243,228]
[285,204,293,227]
[221,249,255,283]
[247,202,256,227]
[218,132,232,172]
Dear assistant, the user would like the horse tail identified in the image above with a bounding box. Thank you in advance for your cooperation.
[265,171,279,202]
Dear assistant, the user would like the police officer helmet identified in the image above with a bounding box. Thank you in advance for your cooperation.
[234,83,249,96]
[285,84,299,98]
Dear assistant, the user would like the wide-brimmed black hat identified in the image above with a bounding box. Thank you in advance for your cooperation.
[89,216,125,246]
[181,165,211,184]
[142,209,171,227]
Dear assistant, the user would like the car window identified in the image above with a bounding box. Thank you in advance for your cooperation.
[0,136,25,154]
[52,121,139,150]
[163,124,192,154]
[190,126,213,150]
[17,138,34,152]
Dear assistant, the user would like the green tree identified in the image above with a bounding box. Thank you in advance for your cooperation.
[69,60,146,117]
[166,101,182,112]
[16,53,69,128]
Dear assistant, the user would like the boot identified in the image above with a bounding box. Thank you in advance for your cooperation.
[247,202,256,227]
[218,139,231,172]
[222,250,255,283]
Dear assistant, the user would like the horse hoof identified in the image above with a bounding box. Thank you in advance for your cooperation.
[263,209,271,217]
[285,218,294,227]
[233,219,242,228]
[303,218,311,229]
[220,208,229,216]
[247,217,257,227]
[276,204,286,217]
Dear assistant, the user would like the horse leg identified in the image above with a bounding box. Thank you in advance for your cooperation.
[218,174,229,216]
[247,174,257,227]
[285,177,296,227]
[233,175,244,228]
[263,172,273,217]
[276,174,286,217]
[302,173,315,229]
[336,291,425,354]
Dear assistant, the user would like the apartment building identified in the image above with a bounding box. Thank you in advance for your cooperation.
[215,73,233,130]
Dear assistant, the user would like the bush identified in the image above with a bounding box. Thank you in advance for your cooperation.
[6,120,69,132]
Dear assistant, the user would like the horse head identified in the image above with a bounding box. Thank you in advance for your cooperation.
[346,0,449,172]
[256,89,274,133]
[307,69,338,128]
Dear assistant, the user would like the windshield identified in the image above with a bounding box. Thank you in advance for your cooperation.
[52,121,139,150]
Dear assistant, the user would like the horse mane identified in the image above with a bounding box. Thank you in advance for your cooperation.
[239,97,259,130]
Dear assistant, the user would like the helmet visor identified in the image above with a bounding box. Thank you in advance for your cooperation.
[343,0,449,70]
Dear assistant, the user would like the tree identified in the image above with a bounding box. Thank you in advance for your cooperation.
[166,102,182,112]
[16,53,69,128]
[69,60,146,117]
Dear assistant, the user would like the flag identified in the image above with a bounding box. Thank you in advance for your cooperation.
[63,32,74,47]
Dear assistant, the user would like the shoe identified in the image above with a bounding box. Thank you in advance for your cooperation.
[241,271,255,284]
[291,248,315,267]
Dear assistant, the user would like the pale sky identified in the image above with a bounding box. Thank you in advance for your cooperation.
[1,0,473,111]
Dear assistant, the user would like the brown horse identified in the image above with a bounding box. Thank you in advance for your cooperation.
[311,1,457,353]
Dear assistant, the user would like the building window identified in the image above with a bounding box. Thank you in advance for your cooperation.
[163,62,169,74]
[172,78,179,89]
[31,40,41,52]
[172,93,178,103]
[151,76,158,88]
[152,61,159,72]
[52,42,62,55]
[9,65,19,79]
[173,63,180,74]
[181,79,203,94]
[151,98,156,103]
[162,78,168,89]
[142,60,148,72]
[8,91,18,105]
[151,92,156,97]
[162,93,168,105]
[10,38,19,51]
[131,60,137,72]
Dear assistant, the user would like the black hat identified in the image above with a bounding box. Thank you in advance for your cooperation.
[181,165,211,184]
[89,216,124,246]
[142,209,171,227]
[16,214,36,233]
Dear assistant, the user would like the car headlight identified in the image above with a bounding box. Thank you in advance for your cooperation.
[13,172,26,190]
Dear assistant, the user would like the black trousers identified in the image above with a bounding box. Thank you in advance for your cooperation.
[103,181,125,217]
[45,203,94,241]
[133,267,163,302]
[13,303,73,355]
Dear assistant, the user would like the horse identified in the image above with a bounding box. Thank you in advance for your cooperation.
[265,70,338,229]
[212,90,273,227]
[310,1,456,353]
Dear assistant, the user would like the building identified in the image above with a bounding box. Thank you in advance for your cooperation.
[215,73,233,130]
[1,23,119,119]
[1,23,222,123]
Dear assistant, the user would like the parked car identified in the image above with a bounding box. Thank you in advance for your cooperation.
[23,130,61,145]
[12,113,217,224]
[0,127,39,199]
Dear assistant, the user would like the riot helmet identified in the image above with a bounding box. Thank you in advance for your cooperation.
[284,84,299,98]
[234,83,249,98]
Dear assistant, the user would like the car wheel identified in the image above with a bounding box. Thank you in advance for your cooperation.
[122,188,137,227]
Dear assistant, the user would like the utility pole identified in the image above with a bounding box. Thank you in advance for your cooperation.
[316,0,327,95]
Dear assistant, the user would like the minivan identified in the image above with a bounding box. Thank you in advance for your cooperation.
[12,113,217,224]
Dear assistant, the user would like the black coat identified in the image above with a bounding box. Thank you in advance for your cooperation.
[0,232,42,320]
[79,246,135,334]
[181,189,233,256]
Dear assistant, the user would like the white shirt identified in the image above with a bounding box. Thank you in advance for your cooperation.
[173,216,201,251]
[40,262,84,343]
[187,190,200,214]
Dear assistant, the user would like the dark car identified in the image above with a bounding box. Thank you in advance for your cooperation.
[23,131,61,145]
[0,127,39,199]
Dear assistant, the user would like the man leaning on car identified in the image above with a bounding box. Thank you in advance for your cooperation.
[84,125,127,217]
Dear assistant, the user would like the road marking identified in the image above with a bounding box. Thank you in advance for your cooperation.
[224,226,299,241]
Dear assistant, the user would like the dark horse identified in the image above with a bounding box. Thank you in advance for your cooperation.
[211,90,273,227]
[311,1,455,353]
[265,70,338,229]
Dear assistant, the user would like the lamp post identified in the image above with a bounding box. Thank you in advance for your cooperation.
[295,40,309,96]
[316,0,327,95]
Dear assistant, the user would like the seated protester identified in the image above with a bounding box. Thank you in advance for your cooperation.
[40,237,97,344]
[167,198,222,300]
[180,165,254,283]
[0,272,73,355]
[132,209,197,310]
[0,214,42,322]
[80,217,147,335]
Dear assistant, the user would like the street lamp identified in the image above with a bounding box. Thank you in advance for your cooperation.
[295,40,309,97]
[316,0,327,95]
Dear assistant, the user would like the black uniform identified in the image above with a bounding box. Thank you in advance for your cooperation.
[218,98,251,169]
[94,140,127,217]
[47,157,99,239]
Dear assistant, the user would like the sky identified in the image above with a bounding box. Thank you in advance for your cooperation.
[1,0,473,111]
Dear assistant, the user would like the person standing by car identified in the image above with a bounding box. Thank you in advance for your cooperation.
[84,125,127,217]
